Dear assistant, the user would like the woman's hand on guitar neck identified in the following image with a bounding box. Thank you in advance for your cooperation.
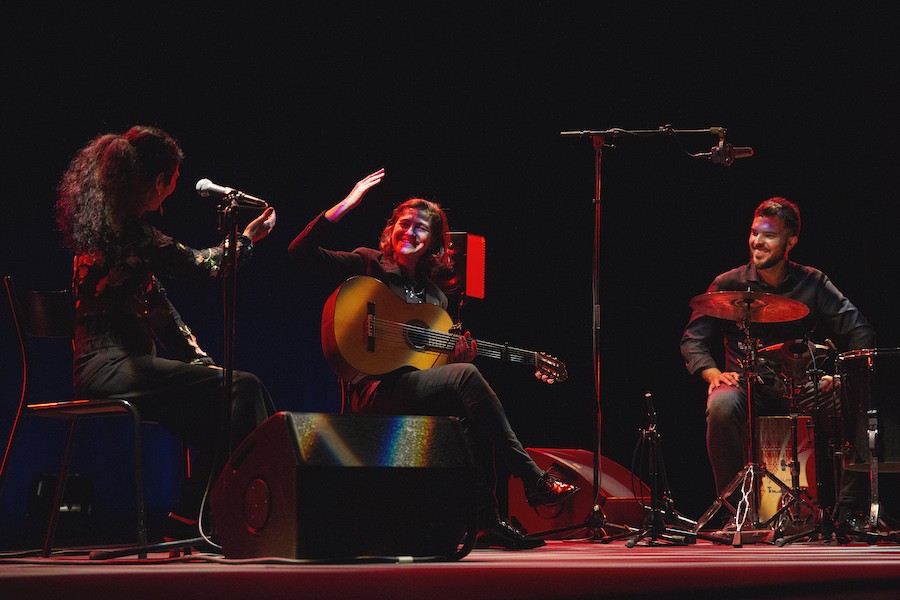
[325,168,386,222]
[449,331,477,364]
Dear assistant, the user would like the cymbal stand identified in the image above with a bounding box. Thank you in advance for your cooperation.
[694,308,799,546]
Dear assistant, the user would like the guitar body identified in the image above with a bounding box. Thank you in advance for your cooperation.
[322,276,455,383]
[322,276,567,384]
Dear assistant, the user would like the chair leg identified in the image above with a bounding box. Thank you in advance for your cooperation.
[0,405,27,500]
[42,419,77,558]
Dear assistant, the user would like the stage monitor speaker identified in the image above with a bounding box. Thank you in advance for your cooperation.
[507,448,649,539]
[210,412,476,560]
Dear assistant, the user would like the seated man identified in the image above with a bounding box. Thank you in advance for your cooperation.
[680,197,874,531]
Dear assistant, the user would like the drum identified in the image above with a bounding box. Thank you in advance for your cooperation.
[756,416,818,522]
[757,339,834,414]
[837,348,900,472]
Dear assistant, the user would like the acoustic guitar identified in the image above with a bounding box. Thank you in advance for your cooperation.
[321,276,568,384]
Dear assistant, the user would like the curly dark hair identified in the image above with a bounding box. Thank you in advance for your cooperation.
[379,198,453,277]
[56,126,184,252]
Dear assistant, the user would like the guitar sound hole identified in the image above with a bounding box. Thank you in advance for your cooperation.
[405,320,430,350]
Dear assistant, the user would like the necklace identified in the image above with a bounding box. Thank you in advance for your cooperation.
[404,283,426,303]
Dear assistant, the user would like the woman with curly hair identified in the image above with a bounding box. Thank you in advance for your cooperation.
[56,125,277,543]
[288,168,578,550]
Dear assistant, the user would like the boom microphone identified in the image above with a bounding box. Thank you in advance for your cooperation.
[695,140,754,167]
[195,178,269,207]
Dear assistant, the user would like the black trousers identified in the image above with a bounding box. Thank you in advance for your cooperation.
[352,362,542,524]
[75,348,275,519]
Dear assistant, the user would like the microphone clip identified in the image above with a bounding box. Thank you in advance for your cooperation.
[693,138,754,167]
[222,191,268,209]
[708,139,737,167]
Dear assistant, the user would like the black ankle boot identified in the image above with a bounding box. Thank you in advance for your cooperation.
[525,470,579,507]
[163,512,199,542]
[475,518,546,550]
[162,513,204,558]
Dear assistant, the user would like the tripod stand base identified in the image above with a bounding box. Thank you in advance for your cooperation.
[599,511,699,547]
[694,462,809,546]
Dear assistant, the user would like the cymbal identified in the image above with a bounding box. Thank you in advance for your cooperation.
[689,290,810,323]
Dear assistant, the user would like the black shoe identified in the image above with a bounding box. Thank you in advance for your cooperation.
[838,512,870,534]
[474,519,546,550]
[163,512,200,541]
[525,470,580,507]
[163,512,202,557]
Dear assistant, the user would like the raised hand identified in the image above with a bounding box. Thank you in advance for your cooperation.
[243,206,277,243]
[326,168,386,222]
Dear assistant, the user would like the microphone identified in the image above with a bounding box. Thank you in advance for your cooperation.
[694,140,754,166]
[643,392,657,426]
[195,178,268,207]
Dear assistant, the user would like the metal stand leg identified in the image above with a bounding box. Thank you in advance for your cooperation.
[601,393,704,546]
[766,412,820,544]
[694,313,807,546]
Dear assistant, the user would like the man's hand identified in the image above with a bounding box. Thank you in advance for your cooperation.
[702,367,741,395]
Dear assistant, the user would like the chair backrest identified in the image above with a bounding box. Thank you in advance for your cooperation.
[1,276,76,482]
[4,275,76,407]
[4,276,74,340]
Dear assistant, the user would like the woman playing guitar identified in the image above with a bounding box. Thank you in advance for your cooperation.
[288,168,577,550]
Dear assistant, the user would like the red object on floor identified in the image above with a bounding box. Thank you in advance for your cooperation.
[507,448,649,539]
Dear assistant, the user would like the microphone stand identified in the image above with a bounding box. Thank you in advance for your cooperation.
[165,194,253,552]
[219,197,239,456]
[89,194,249,560]
[552,125,724,541]
[188,194,248,551]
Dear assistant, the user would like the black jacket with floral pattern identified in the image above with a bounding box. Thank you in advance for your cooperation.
[73,220,252,365]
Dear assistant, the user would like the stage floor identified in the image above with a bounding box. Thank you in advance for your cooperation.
[3,535,900,600]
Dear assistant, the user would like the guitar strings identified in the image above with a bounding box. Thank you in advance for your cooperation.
[369,317,538,366]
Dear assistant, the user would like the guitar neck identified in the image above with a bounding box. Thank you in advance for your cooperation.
[432,331,537,367]
[475,339,538,367]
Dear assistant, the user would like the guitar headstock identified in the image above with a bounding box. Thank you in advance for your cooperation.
[536,352,568,384]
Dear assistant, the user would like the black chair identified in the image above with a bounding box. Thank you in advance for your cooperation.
[0,275,152,557]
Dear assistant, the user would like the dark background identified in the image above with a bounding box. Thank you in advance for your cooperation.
[2,5,898,545]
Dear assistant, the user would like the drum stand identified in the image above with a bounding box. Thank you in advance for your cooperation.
[765,371,827,545]
[693,316,805,546]
[777,376,899,545]
[835,409,900,543]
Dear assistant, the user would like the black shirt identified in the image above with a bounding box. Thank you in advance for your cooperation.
[680,261,876,377]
